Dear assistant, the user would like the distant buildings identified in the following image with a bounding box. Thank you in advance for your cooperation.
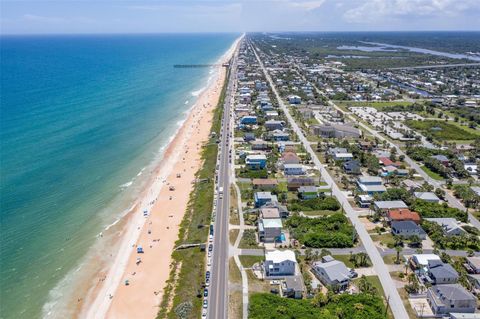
[311,123,361,139]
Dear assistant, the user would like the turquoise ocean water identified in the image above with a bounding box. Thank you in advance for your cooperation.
[0,33,237,319]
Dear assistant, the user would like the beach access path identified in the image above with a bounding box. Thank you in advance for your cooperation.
[81,39,239,319]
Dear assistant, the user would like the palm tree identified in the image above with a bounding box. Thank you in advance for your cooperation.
[395,245,402,265]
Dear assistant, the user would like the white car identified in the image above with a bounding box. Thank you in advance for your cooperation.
[202,309,208,318]
[207,258,212,266]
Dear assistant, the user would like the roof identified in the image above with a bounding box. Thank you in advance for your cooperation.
[255,192,273,200]
[414,192,440,201]
[429,262,459,280]
[284,164,303,169]
[298,186,317,193]
[265,250,296,264]
[424,218,464,235]
[467,256,480,269]
[374,200,408,210]
[358,176,383,184]
[430,154,449,162]
[282,152,300,161]
[412,254,441,266]
[246,154,267,161]
[252,178,278,186]
[388,209,420,222]
[261,207,280,219]
[261,218,283,229]
[391,220,424,232]
[284,275,305,291]
[379,157,394,166]
[313,258,350,283]
[359,184,387,193]
[430,284,475,302]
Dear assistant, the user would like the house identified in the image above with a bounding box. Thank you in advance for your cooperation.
[265,111,279,119]
[252,178,278,190]
[243,132,255,142]
[264,250,297,277]
[250,140,270,150]
[245,154,267,170]
[312,255,351,291]
[261,202,290,218]
[426,260,459,285]
[298,186,318,199]
[240,92,251,104]
[343,160,361,175]
[357,176,386,195]
[269,130,290,141]
[414,192,441,203]
[391,221,426,239]
[467,274,480,291]
[260,207,281,219]
[240,115,257,125]
[450,312,480,319]
[264,120,283,131]
[288,95,302,104]
[471,186,480,197]
[387,209,421,224]
[281,275,305,299]
[374,200,408,213]
[356,194,373,208]
[287,177,316,190]
[311,124,361,139]
[411,254,442,273]
[427,284,476,315]
[430,155,450,166]
[403,179,422,191]
[465,257,480,274]
[254,192,278,207]
[378,157,400,167]
[424,218,466,236]
[283,164,305,175]
[281,152,301,165]
[258,218,283,242]
[333,151,354,161]
[395,169,409,177]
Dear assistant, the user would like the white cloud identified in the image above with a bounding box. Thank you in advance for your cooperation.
[22,14,66,23]
[289,0,327,11]
[343,0,480,23]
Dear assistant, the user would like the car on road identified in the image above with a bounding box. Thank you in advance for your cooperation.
[202,309,207,318]
[204,288,208,297]
[203,300,208,309]
[207,257,212,266]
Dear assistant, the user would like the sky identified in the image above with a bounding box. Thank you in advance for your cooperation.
[1,0,480,34]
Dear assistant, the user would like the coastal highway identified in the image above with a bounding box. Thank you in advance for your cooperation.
[207,40,239,319]
[250,40,410,319]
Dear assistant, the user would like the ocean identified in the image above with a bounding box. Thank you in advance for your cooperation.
[0,33,237,319]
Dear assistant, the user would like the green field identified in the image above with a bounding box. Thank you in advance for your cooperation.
[336,100,414,110]
[405,119,480,141]
[420,165,444,181]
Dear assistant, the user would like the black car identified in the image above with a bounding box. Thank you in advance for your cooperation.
[204,288,208,297]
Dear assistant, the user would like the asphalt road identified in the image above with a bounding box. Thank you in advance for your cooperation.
[207,41,239,319]
[250,40,410,319]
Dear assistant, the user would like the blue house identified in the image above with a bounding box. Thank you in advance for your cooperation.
[241,116,257,125]
[246,154,267,170]
[254,192,278,207]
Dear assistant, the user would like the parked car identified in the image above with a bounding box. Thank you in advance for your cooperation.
[203,300,208,309]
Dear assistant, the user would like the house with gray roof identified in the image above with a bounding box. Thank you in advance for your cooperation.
[281,275,305,299]
[312,256,351,290]
[374,200,408,212]
[426,260,459,285]
[424,218,466,236]
[427,284,476,315]
[414,191,441,203]
[391,221,426,239]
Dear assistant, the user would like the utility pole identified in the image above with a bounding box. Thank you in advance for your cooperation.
[384,295,391,316]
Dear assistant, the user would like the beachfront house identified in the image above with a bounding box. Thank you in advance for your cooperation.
[373,200,408,213]
[287,177,316,191]
[391,221,426,239]
[245,154,267,170]
[426,260,459,285]
[427,284,476,315]
[356,194,373,208]
[241,115,257,125]
[254,192,278,208]
[281,275,305,299]
[264,250,297,277]
[424,218,466,237]
[283,164,305,176]
[414,192,441,203]
[312,255,351,291]
[298,186,318,200]
[252,178,278,190]
[386,209,421,224]
[357,176,386,195]
[258,218,283,243]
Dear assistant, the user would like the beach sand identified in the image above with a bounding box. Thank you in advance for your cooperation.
[81,37,240,319]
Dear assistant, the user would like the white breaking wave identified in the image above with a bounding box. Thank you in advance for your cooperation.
[191,87,206,97]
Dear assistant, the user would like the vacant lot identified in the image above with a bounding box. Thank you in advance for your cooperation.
[406,119,479,141]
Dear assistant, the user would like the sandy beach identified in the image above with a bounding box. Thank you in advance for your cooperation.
[80,36,240,319]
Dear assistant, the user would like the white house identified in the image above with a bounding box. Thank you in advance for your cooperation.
[283,164,305,175]
[264,250,297,277]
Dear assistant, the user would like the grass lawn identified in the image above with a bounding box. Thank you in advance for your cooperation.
[239,229,259,249]
[420,165,444,181]
[406,119,480,141]
[230,186,240,225]
[238,181,253,201]
[229,257,242,284]
[371,233,396,247]
[383,254,402,265]
[228,290,242,319]
[336,100,413,110]
[246,269,271,294]
[398,287,418,319]
[229,229,239,245]
[239,255,264,268]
